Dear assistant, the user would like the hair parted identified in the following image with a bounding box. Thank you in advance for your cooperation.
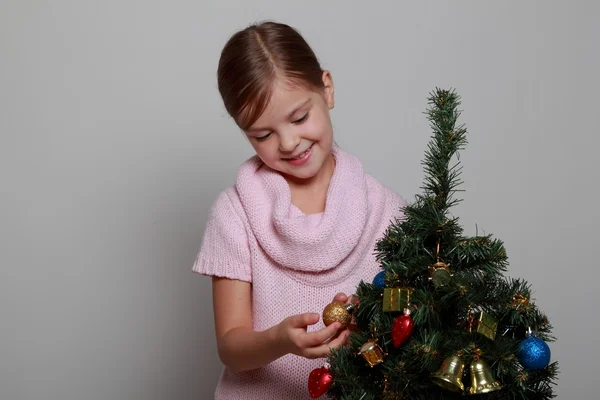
[217,21,325,130]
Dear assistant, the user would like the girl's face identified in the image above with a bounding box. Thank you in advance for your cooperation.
[243,72,335,184]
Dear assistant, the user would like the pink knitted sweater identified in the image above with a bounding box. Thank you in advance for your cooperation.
[193,147,405,399]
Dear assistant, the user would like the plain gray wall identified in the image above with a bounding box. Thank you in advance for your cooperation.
[1,1,598,399]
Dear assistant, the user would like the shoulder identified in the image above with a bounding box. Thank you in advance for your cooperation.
[208,186,248,228]
[193,185,253,281]
[334,146,407,214]
[210,154,261,223]
[365,173,407,212]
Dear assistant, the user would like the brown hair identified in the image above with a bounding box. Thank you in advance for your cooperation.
[217,21,325,130]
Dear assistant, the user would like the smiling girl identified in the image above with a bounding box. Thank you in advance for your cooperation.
[193,21,405,399]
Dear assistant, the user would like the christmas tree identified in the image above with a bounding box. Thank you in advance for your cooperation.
[309,89,558,399]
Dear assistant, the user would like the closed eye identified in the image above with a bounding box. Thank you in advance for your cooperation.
[255,132,272,142]
[253,112,308,142]
[293,113,309,124]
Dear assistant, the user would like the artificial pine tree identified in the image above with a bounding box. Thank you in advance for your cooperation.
[311,89,558,399]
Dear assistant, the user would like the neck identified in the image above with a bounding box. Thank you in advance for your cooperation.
[284,151,336,188]
[285,152,336,214]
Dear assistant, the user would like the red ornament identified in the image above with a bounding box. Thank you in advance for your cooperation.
[392,309,414,348]
[308,365,334,399]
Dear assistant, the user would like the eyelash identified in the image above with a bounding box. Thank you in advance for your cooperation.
[255,133,272,142]
[294,113,309,124]
[254,113,309,142]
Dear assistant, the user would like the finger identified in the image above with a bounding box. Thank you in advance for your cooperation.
[302,345,330,359]
[290,312,320,328]
[322,327,347,344]
[329,329,351,348]
[333,293,348,303]
[303,331,350,359]
[323,329,341,344]
[305,322,341,347]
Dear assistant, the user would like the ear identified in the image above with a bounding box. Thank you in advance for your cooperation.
[321,70,335,109]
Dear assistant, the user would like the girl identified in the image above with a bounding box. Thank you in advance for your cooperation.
[193,21,405,399]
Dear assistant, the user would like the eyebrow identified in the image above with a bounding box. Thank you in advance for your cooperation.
[247,98,311,133]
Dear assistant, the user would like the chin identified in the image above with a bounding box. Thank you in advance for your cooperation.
[266,145,332,181]
[285,161,325,181]
[285,170,318,181]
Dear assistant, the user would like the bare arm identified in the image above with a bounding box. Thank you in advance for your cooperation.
[212,277,351,373]
[212,277,282,372]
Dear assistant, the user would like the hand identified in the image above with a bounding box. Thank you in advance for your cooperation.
[275,313,351,360]
[332,292,355,304]
[331,292,358,334]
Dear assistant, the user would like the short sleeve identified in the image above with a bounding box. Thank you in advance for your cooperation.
[192,189,252,282]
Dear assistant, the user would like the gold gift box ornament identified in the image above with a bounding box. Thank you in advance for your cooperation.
[467,311,498,341]
[383,287,412,312]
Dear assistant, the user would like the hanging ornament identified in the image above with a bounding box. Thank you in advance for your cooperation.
[467,359,502,395]
[429,261,452,287]
[358,337,386,367]
[466,310,498,341]
[322,301,355,330]
[373,270,386,288]
[308,365,334,399]
[429,240,452,287]
[517,328,551,370]
[431,354,466,393]
[383,287,412,312]
[392,308,415,348]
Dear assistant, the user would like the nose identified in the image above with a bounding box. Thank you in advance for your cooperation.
[278,129,301,153]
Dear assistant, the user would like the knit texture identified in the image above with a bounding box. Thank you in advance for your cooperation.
[193,147,405,399]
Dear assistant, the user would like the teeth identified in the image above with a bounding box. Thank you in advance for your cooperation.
[294,150,308,160]
[291,145,312,160]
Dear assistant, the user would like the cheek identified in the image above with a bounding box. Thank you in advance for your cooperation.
[253,141,280,162]
[306,113,332,139]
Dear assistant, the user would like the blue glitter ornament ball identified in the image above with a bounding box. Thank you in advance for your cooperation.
[372,271,386,288]
[517,335,551,370]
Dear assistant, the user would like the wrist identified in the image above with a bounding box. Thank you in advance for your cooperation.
[266,322,290,358]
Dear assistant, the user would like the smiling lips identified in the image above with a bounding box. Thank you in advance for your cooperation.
[286,143,314,166]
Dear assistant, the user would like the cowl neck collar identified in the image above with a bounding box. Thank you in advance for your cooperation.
[235,147,369,272]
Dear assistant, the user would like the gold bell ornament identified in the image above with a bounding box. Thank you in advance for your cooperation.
[467,359,502,395]
[431,354,466,393]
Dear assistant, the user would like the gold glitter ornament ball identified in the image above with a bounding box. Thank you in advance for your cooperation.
[322,301,354,329]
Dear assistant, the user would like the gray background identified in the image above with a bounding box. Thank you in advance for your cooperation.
[1,1,598,399]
